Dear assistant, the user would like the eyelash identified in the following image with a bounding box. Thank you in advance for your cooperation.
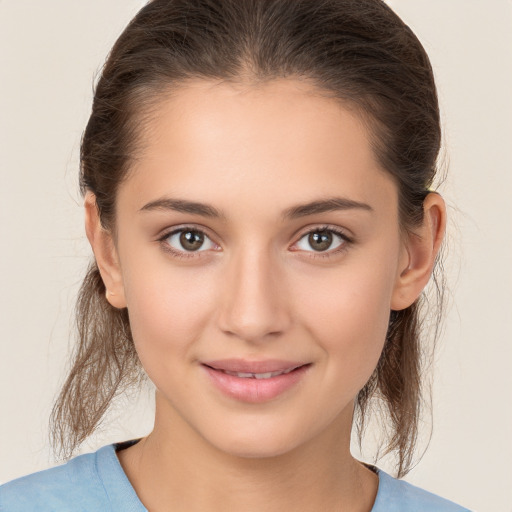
[157,226,218,260]
[157,225,353,260]
[295,225,353,259]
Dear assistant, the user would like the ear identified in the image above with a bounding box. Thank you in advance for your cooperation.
[391,192,446,311]
[84,192,127,309]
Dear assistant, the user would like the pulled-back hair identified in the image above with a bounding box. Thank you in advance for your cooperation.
[50,0,444,477]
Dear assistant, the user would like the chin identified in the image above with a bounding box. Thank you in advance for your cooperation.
[203,419,314,460]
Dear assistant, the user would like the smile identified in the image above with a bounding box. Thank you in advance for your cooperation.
[201,360,311,403]
[221,368,297,379]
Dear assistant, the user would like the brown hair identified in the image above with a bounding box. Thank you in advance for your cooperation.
[50,0,444,477]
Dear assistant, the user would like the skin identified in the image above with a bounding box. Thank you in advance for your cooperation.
[85,78,445,512]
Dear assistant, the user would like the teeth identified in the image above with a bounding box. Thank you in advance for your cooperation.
[254,372,273,379]
[223,367,297,379]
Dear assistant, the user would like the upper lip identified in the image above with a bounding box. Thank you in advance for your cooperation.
[201,359,308,374]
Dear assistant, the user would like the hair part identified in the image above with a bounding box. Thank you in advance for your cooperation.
[50,0,444,477]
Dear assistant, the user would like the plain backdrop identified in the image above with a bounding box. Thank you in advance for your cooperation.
[1,1,511,511]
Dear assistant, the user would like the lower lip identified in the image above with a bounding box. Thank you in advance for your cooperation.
[202,364,310,403]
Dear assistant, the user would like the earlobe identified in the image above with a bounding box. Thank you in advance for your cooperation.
[84,192,127,309]
[391,192,446,310]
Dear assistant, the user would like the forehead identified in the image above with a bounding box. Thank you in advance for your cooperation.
[139,78,371,166]
[121,78,396,217]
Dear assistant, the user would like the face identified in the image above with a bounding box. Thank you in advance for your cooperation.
[105,79,411,458]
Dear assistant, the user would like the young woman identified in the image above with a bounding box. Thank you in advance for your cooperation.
[0,0,472,510]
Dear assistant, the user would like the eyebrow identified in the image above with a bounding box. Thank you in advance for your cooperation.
[140,198,225,219]
[281,197,373,219]
[139,196,373,220]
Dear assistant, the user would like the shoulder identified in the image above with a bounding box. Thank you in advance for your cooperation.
[0,444,142,512]
[372,468,472,512]
[0,448,108,512]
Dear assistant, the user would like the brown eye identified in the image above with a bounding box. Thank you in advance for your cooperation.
[308,231,333,251]
[180,230,204,251]
[164,228,216,253]
[295,228,346,253]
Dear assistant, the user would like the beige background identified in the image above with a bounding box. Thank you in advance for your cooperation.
[1,1,511,510]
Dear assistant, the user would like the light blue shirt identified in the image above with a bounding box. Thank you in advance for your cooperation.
[0,442,472,511]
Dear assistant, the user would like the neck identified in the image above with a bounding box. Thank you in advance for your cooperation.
[117,395,378,512]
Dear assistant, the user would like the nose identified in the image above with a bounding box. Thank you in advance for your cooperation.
[216,244,291,343]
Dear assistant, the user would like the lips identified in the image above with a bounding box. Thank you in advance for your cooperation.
[202,359,306,374]
[221,367,297,379]
[201,359,311,403]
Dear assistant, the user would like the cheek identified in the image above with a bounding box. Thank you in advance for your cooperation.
[292,256,397,384]
[120,255,216,372]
